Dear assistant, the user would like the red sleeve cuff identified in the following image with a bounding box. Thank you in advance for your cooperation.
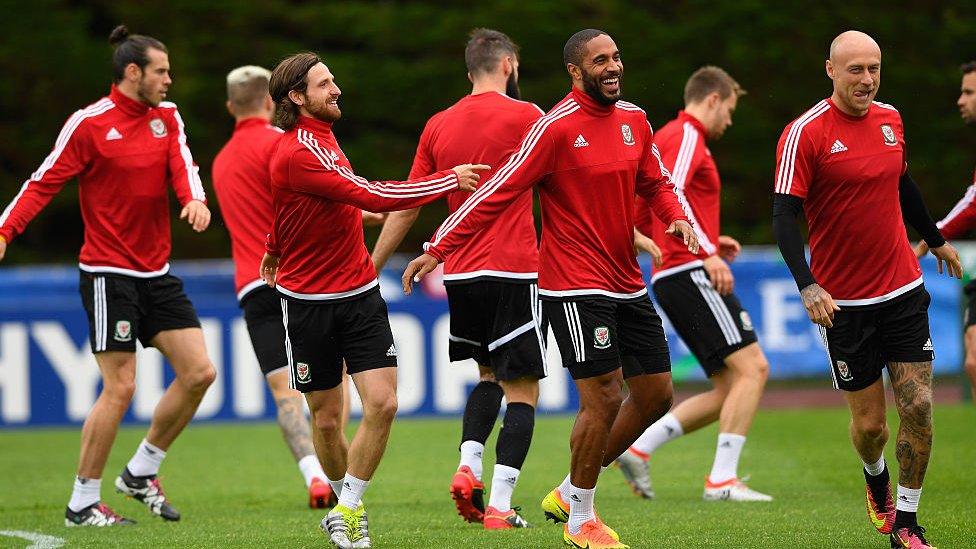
[422,242,445,262]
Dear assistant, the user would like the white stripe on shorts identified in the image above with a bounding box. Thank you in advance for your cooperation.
[529,284,547,375]
[562,302,581,362]
[690,270,741,346]
[280,298,295,389]
[94,276,106,352]
[818,325,838,389]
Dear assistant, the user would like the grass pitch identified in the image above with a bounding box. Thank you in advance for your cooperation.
[1,405,973,548]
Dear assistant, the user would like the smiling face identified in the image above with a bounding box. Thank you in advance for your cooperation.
[571,34,623,105]
[292,63,342,122]
[826,32,881,116]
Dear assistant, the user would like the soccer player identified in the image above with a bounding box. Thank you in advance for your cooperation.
[616,66,773,502]
[915,59,976,402]
[211,65,341,508]
[771,31,962,549]
[260,52,487,549]
[0,26,215,526]
[403,29,699,549]
[370,29,544,530]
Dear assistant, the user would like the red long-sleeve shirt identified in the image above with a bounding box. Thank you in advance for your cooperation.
[936,167,976,240]
[212,117,283,300]
[410,92,543,282]
[0,85,206,276]
[639,111,719,279]
[425,88,689,300]
[269,116,459,300]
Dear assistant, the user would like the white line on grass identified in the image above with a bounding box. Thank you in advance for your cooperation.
[0,530,66,548]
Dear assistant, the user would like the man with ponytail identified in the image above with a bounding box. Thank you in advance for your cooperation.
[0,25,215,527]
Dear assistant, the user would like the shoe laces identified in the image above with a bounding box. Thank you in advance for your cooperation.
[581,520,616,542]
[905,525,928,542]
[343,509,363,541]
[96,503,124,523]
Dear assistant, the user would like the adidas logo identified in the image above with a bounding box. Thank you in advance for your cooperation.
[923,338,933,351]
[829,139,847,154]
[898,495,909,502]
[328,149,340,162]
[386,344,398,357]
[569,494,582,502]
[720,441,733,448]
[665,426,675,436]
[105,127,123,141]
[343,482,352,489]
[505,476,518,485]
[573,134,589,148]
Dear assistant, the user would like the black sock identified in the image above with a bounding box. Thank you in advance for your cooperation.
[863,465,890,511]
[893,510,917,530]
[495,402,536,470]
[460,381,503,447]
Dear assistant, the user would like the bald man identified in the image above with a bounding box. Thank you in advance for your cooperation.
[772,31,960,549]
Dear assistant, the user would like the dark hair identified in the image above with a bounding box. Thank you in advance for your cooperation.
[563,29,607,66]
[109,25,167,83]
[269,52,321,130]
[683,66,746,105]
[962,61,976,75]
[465,28,519,76]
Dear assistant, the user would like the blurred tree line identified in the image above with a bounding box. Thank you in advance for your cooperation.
[1,0,974,265]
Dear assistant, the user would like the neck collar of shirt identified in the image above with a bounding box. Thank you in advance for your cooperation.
[296,115,334,134]
[826,97,870,121]
[571,87,615,117]
[110,84,152,117]
[677,110,707,135]
[235,117,271,131]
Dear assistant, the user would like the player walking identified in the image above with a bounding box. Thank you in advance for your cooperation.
[772,31,961,549]
[370,29,544,530]
[616,66,773,503]
[915,59,976,402]
[0,26,215,526]
[403,29,698,549]
[261,52,487,549]
[211,65,339,509]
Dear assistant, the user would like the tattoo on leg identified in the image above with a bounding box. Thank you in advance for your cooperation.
[276,395,316,461]
[888,362,933,488]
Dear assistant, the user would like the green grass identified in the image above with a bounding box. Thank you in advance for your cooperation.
[1,405,974,548]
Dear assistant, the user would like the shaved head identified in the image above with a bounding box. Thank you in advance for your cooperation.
[828,30,881,64]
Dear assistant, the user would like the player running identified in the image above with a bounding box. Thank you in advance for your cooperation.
[915,59,976,403]
[370,29,544,530]
[261,52,487,549]
[616,66,772,503]
[211,65,344,509]
[0,26,215,526]
[772,31,961,549]
[403,29,698,549]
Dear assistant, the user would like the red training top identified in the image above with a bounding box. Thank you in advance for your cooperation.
[774,98,921,306]
[637,111,718,280]
[0,85,206,277]
[410,91,543,283]
[212,117,284,301]
[268,116,460,301]
[425,88,689,301]
[936,166,976,240]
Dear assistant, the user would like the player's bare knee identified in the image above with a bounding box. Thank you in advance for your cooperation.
[363,395,398,425]
[313,411,343,440]
[103,378,136,405]
[901,391,933,432]
[964,357,976,378]
[853,415,887,441]
[180,361,216,393]
[501,378,539,405]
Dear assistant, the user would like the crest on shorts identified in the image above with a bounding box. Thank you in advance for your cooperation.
[594,326,611,349]
[739,311,754,332]
[296,362,311,383]
[880,124,897,146]
[836,360,853,381]
[621,124,635,146]
[114,320,132,342]
[149,118,167,138]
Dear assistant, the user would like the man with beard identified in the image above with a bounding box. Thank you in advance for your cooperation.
[0,25,214,526]
[914,60,976,403]
[371,28,544,530]
[772,31,961,549]
[261,52,487,549]
[617,66,773,504]
[403,29,698,549]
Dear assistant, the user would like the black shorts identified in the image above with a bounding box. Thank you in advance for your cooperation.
[963,280,976,329]
[542,295,671,380]
[281,288,396,393]
[79,271,201,353]
[652,267,758,376]
[241,286,289,377]
[445,280,548,381]
[820,286,934,392]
